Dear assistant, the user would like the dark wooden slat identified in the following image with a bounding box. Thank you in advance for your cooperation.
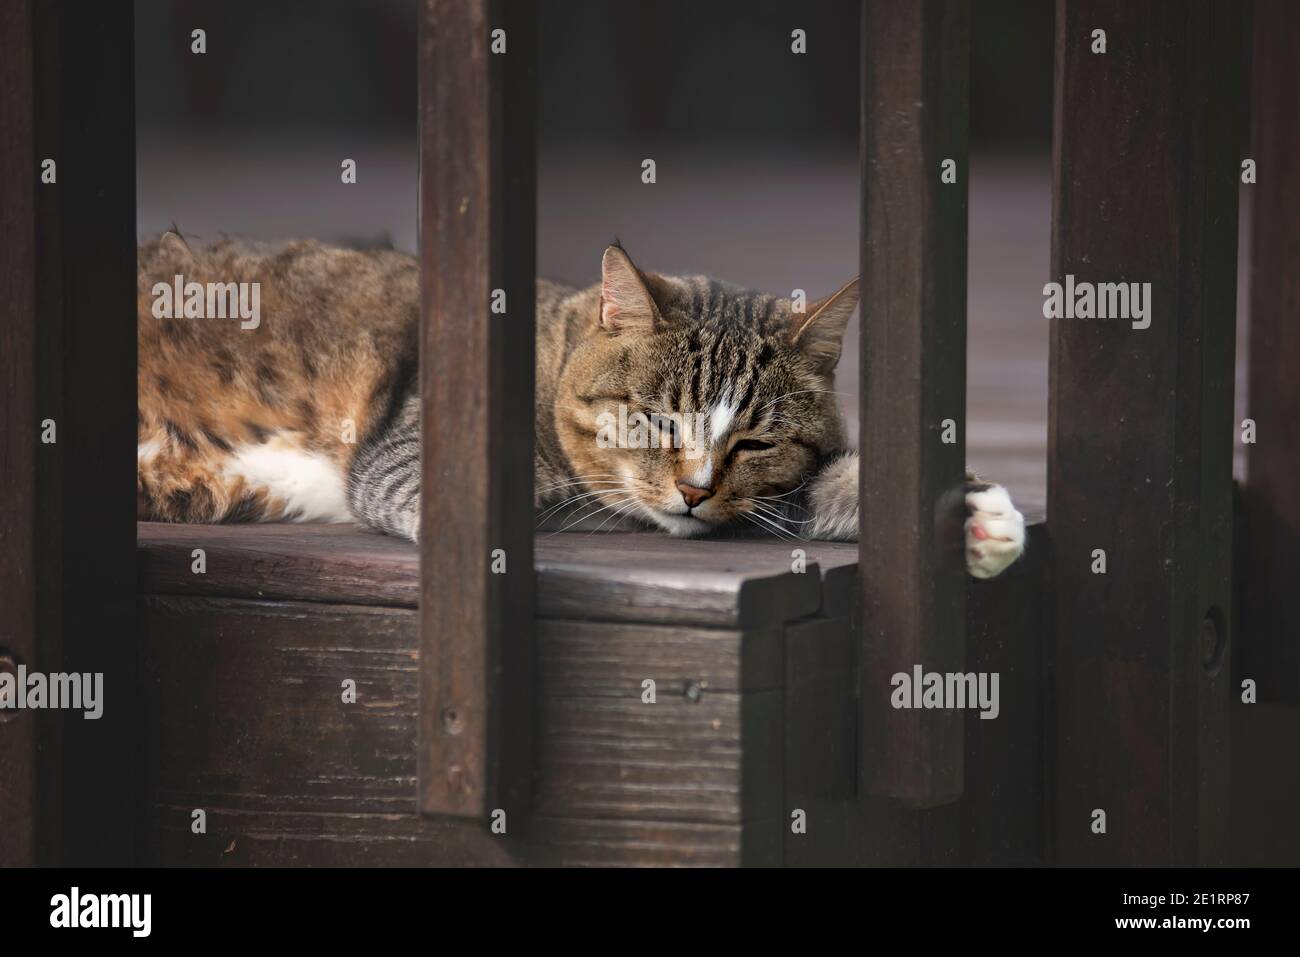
[858,0,970,805]
[1049,0,1241,865]
[418,0,537,818]
[0,0,138,865]
[1240,0,1300,701]
[0,0,38,869]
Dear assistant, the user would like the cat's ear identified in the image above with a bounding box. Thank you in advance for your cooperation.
[159,229,196,265]
[790,278,859,373]
[599,244,660,335]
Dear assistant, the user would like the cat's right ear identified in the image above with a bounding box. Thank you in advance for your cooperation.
[159,230,195,265]
[599,244,660,335]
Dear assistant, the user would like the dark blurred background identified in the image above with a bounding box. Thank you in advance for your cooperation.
[135,0,1057,506]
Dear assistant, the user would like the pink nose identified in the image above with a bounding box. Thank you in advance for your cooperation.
[676,481,713,508]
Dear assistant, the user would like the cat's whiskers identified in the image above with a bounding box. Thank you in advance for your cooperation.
[533,478,624,501]
[589,497,644,534]
[738,509,801,542]
[744,498,815,528]
[537,485,632,523]
[747,497,811,522]
[550,494,641,535]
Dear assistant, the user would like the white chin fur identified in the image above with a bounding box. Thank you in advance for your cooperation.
[650,511,713,537]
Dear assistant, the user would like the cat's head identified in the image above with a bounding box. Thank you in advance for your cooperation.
[554,243,856,537]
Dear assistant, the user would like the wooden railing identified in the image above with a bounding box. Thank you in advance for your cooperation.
[0,0,138,865]
[858,0,970,806]
[1049,0,1241,866]
[417,0,537,820]
[1240,0,1300,703]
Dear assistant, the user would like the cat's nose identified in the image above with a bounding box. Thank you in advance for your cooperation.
[676,481,713,509]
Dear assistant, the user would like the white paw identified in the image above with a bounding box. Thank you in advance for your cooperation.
[965,484,1024,579]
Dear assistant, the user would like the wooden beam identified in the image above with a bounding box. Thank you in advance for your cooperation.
[0,0,138,865]
[1049,0,1241,865]
[417,0,537,819]
[0,0,38,869]
[858,0,971,806]
[1240,0,1300,701]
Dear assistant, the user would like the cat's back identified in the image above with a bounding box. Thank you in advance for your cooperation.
[137,235,419,524]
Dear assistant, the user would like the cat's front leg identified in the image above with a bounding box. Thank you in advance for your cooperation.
[347,395,421,542]
[805,452,1025,579]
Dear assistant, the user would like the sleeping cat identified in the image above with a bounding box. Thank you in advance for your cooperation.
[136,233,1024,578]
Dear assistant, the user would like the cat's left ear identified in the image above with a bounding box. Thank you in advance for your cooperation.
[790,278,859,373]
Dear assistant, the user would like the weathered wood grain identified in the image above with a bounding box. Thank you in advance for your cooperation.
[146,806,520,868]
[137,522,421,607]
[136,522,857,628]
[141,597,421,816]
[859,0,970,806]
[140,596,784,862]
[418,0,538,818]
[1240,0,1300,701]
[1049,0,1241,865]
[538,619,783,694]
[528,815,780,868]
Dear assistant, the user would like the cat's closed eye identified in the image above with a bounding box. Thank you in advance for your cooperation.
[731,439,775,453]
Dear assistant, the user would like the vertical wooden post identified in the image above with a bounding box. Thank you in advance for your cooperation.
[1240,0,1300,701]
[858,0,970,806]
[0,0,39,868]
[1049,0,1241,865]
[0,0,138,864]
[418,0,537,819]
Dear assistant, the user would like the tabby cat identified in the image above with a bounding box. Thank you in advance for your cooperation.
[137,234,1024,578]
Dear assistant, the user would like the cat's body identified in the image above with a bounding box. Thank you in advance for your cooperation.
[137,234,1025,578]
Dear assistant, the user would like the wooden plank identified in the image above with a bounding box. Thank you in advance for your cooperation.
[141,597,421,817]
[1240,0,1300,701]
[535,535,825,628]
[140,596,782,862]
[418,0,537,817]
[1049,0,1241,865]
[0,0,37,869]
[536,691,782,825]
[146,806,519,867]
[136,523,855,628]
[785,617,856,805]
[137,522,421,608]
[858,0,970,805]
[537,619,783,695]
